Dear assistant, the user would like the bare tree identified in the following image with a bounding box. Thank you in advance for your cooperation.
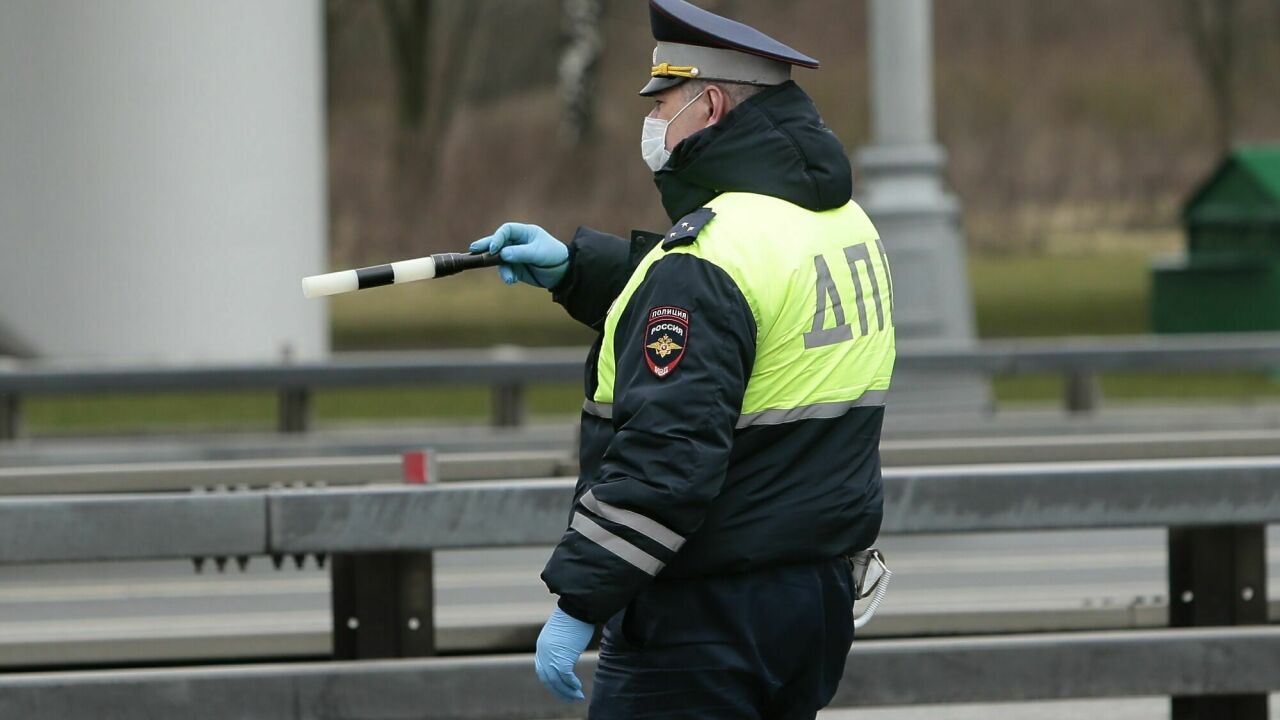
[1179,0,1241,151]
[558,0,603,145]
[1265,0,1280,39]
[379,0,433,130]
[429,2,479,138]
[379,1,483,258]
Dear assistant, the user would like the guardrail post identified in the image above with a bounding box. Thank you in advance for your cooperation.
[277,387,310,433]
[331,552,435,659]
[492,383,525,427]
[1063,371,1100,414]
[0,394,19,440]
[1168,524,1268,719]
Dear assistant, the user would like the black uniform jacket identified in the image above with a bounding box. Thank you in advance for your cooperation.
[543,81,884,624]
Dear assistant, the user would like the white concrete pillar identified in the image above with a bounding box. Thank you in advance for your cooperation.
[0,0,328,364]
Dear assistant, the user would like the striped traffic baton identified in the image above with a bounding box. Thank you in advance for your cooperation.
[302,251,501,298]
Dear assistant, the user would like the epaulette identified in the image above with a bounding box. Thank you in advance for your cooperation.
[662,207,716,250]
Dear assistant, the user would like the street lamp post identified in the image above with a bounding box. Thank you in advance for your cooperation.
[857,0,989,412]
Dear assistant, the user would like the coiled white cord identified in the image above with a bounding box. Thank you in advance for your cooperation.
[853,565,892,630]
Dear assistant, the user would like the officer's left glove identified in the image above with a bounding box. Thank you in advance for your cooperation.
[534,606,593,702]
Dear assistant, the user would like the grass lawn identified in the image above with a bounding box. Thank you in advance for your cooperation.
[328,276,594,350]
[20,251,1280,435]
[970,253,1151,338]
[327,251,1160,348]
[23,384,585,435]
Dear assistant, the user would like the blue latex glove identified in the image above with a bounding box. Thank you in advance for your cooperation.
[534,606,593,702]
[469,222,569,289]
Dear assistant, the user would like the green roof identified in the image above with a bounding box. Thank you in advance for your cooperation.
[1184,144,1280,223]
[1235,145,1280,199]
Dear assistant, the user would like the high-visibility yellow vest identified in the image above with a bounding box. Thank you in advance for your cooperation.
[591,192,895,426]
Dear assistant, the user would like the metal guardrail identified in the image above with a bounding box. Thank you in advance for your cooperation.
[10,428,1280,495]
[0,347,587,437]
[1,332,1279,437]
[0,424,581,469]
[0,492,266,564]
[5,457,1280,563]
[0,450,576,495]
[8,438,1280,672]
[2,627,1277,719]
[881,428,1280,466]
[2,457,1278,717]
[264,456,1280,551]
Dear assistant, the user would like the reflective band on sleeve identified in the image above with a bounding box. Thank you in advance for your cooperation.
[570,512,664,576]
[580,490,685,553]
[735,390,888,429]
[582,400,613,419]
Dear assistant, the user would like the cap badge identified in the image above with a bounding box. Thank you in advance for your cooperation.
[651,62,700,78]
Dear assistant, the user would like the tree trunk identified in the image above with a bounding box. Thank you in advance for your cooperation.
[379,0,432,130]
[1179,0,1240,153]
[558,0,603,145]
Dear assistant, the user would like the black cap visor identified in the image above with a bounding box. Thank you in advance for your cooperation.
[639,75,688,97]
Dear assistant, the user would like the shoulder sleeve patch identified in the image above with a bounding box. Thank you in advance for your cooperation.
[661,207,716,250]
[644,306,690,378]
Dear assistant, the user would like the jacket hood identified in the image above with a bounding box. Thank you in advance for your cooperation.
[653,81,853,222]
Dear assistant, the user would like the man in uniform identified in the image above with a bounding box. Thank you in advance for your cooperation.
[470,0,894,716]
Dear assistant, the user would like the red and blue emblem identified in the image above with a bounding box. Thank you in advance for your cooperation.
[644,306,689,378]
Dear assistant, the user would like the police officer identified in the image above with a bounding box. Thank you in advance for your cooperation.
[470,1,894,716]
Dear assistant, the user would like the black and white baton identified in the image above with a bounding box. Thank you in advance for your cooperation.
[301,251,502,298]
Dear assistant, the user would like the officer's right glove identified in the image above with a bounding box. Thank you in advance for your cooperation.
[534,606,592,702]
[469,222,569,289]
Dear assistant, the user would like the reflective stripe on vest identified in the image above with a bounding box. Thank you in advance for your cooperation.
[592,192,895,425]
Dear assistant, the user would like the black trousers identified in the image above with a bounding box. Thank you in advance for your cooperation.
[588,557,855,719]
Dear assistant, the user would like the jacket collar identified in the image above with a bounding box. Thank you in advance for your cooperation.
[653,81,852,222]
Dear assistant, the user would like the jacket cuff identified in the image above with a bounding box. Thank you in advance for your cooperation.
[548,239,579,296]
[556,595,596,625]
[551,227,631,331]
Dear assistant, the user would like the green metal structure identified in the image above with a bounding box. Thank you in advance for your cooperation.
[1153,145,1280,333]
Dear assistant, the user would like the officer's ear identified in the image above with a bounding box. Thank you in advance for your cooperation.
[704,84,733,127]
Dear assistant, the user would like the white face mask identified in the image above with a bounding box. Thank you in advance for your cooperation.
[640,90,706,173]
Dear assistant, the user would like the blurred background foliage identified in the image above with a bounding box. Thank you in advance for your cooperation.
[39,0,1278,435]
[321,0,1280,354]
[324,0,1280,268]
